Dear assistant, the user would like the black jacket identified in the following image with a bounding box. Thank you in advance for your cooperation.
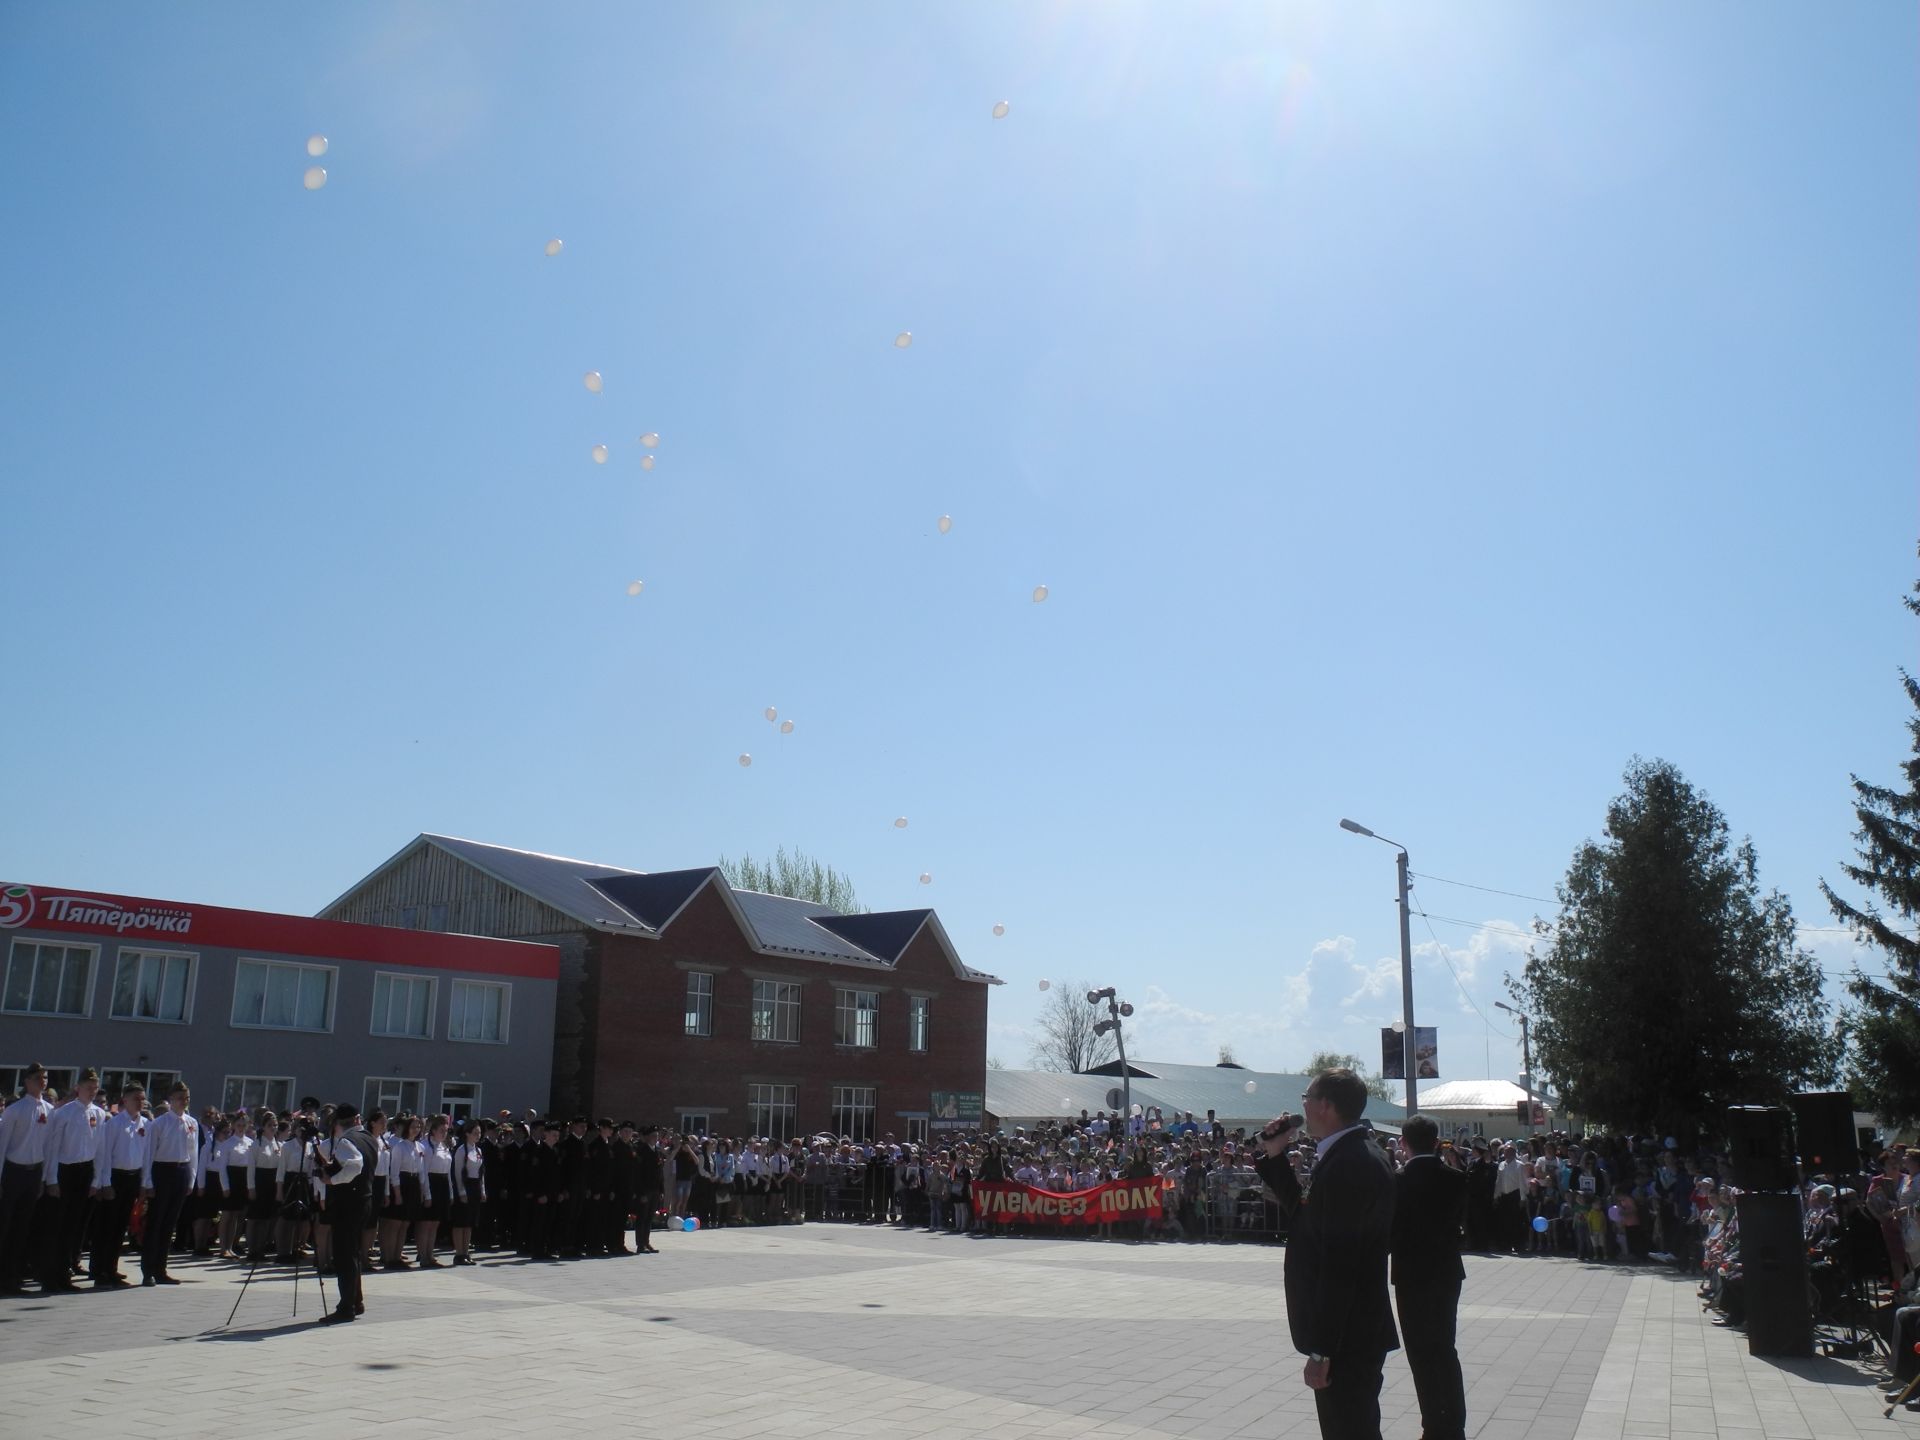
[1390,1154,1467,1289]
[1255,1129,1399,1361]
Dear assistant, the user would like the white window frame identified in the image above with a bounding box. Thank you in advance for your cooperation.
[1,1064,80,1099]
[831,1085,876,1142]
[223,1075,296,1113]
[230,957,337,1033]
[677,1111,712,1136]
[747,1083,797,1141]
[750,979,800,1044]
[363,1076,426,1118]
[904,1115,929,1145]
[447,979,511,1044]
[907,994,931,1053]
[369,970,438,1039]
[2,939,98,1019]
[834,988,879,1049]
[98,1067,181,1102]
[109,948,197,1025]
[440,1081,482,1123]
[684,971,713,1037]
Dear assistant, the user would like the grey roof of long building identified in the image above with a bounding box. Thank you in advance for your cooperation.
[988,1061,1405,1131]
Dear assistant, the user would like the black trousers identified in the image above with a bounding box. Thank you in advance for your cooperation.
[1493,1192,1523,1253]
[53,1161,95,1277]
[635,1192,656,1250]
[1396,1281,1467,1440]
[1313,1351,1386,1440]
[142,1162,192,1280]
[92,1169,142,1279]
[0,1160,45,1288]
[327,1191,363,1316]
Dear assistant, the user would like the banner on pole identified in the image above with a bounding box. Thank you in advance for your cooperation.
[973,1178,1166,1226]
[1380,1026,1440,1080]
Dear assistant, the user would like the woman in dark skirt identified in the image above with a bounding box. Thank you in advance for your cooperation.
[417,1115,453,1267]
[219,1111,254,1258]
[194,1117,229,1255]
[381,1113,424,1268]
[449,1118,485,1264]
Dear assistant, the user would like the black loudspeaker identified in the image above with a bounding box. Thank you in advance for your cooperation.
[1724,1106,1797,1192]
[1736,1192,1813,1357]
[1789,1091,1859,1175]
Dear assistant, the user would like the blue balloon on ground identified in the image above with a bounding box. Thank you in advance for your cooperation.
[1532,1215,1549,1233]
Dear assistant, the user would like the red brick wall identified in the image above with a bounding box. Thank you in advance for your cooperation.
[588,884,989,1135]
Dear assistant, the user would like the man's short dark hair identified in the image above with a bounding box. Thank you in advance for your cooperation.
[1308,1068,1368,1125]
[333,1103,361,1126]
[1402,1114,1440,1154]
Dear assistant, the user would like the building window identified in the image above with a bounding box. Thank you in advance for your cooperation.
[835,989,878,1048]
[904,1115,929,1145]
[908,995,931,1052]
[426,902,449,931]
[440,1081,481,1122]
[831,1086,876,1142]
[230,959,335,1032]
[447,980,509,1043]
[1,1065,78,1099]
[370,972,436,1038]
[747,1083,797,1141]
[223,1075,295,1113]
[99,1068,181,1102]
[3,940,96,1018]
[109,949,195,1024]
[678,1112,711,1137]
[364,1077,425,1117]
[750,980,800,1043]
[684,972,713,1037]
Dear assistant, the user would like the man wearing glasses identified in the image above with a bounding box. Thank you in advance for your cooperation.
[1255,1068,1399,1440]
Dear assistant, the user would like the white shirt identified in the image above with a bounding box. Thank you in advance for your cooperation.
[250,1135,284,1185]
[143,1108,201,1188]
[278,1137,311,1184]
[196,1132,219,1188]
[0,1093,55,1166]
[1494,1157,1529,1198]
[318,1135,364,1188]
[423,1139,453,1176]
[391,1136,423,1175]
[49,1098,108,1166]
[223,1133,255,1170]
[94,1109,151,1187]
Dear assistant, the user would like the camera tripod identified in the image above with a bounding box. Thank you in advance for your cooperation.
[221,1205,326,1329]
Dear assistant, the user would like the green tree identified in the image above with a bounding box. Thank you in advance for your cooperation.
[718,846,866,914]
[1820,561,1920,1125]
[1305,1050,1393,1102]
[1510,757,1836,1139]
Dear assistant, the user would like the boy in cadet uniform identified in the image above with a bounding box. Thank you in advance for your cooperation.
[45,1067,107,1288]
[632,1125,663,1253]
[558,1117,589,1256]
[606,1121,637,1255]
[582,1118,614,1256]
[90,1081,149,1286]
[0,1062,55,1293]
[523,1120,563,1260]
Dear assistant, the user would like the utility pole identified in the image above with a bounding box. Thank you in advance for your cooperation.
[1495,1000,1535,1136]
[1396,846,1418,1117]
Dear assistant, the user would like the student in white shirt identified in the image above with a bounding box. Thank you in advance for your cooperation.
[139,1081,201,1286]
[246,1109,283,1262]
[88,1082,150,1286]
[45,1067,108,1288]
[417,1115,454,1267]
[194,1116,227,1256]
[0,1061,56,1293]
[218,1113,255,1258]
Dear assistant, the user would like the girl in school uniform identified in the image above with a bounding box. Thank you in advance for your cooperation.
[276,1119,311,1265]
[246,1109,282,1261]
[381,1114,425,1268]
[417,1115,454,1266]
[194,1117,229,1255]
[219,1112,254,1258]
[449,1118,486,1265]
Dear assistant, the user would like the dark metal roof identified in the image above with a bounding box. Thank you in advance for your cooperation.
[729,889,890,965]
[809,908,931,963]
[588,869,720,932]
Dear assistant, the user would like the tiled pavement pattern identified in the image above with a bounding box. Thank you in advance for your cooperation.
[0,1226,1895,1439]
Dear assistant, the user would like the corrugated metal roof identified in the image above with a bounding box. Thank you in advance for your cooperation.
[589,869,720,931]
[1415,1079,1557,1112]
[730,889,892,965]
[987,1063,1405,1132]
[425,835,655,933]
[811,909,931,963]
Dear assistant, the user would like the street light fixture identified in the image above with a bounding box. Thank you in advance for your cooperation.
[1339,818,1419,1115]
[1086,986,1135,1122]
[1493,1000,1536,1137]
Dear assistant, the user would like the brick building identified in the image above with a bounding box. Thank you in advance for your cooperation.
[320,835,999,1139]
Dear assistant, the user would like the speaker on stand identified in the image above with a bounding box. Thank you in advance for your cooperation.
[1789,1091,1859,1177]
[1723,1106,1813,1359]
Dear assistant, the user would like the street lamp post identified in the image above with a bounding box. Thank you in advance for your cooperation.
[1339,818,1419,1116]
[1494,1000,1535,1137]
[1087,987,1135,1122]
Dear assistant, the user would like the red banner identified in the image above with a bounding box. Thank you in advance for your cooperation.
[973,1178,1166,1226]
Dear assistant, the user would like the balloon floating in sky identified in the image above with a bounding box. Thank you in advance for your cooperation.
[1031,584,1049,603]
[919,872,932,885]
[937,515,952,534]
[639,431,660,448]
[764,706,778,722]
[992,100,1010,120]
[894,332,913,349]
[1037,979,1051,992]
[992,923,1005,936]
[590,444,608,464]
[738,753,752,768]
[1244,1080,1258,1095]
[640,455,655,471]
[306,134,329,158]
[779,719,794,734]
[302,166,327,191]
[544,238,563,257]
[894,817,908,829]
[584,371,603,394]
[625,580,644,597]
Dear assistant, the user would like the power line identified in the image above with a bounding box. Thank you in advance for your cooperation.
[1411,872,1562,908]
[1407,884,1513,1038]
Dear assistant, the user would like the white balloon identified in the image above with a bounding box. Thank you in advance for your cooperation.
[590,444,608,464]
[1131,1104,1143,1117]
[639,431,660,448]
[1031,584,1049,603]
[919,872,932,885]
[640,455,655,471]
[738,753,752,768]
[584,371,603,393]
[937,515,952,534]
[1243,1080,1258,1095]
[306,134,329,158]
[992,923,1005,936]
[544,238,563,257]
[992,100,1010,120]
[1037,979,1051,992]
[894,817,908,829]
[1059,1097,1072,1110]
[764,706,778,722]
[625,580,644,597]
[1390,1020,1407,1034]
[302,166,327,191]
[779,719,794,734]
[894,332,913,349]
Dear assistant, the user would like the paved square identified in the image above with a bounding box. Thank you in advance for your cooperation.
[0,1228,1894,1439]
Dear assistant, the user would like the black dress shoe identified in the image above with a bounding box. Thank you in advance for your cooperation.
[318,1310,355,1325]
[142,1276,157,1287]
[155,1274,181,1285]
[354,1301,365,1315]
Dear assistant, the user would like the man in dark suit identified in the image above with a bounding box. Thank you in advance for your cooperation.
[1392,1116,1468,1440]
[1256,1068,1399,1440]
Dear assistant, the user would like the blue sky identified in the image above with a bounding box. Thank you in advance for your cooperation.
[3,2,1914,1093]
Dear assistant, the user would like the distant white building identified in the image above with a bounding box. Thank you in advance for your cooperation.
[1411,1079,1557,1141]
[985,1059,1405,1135]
